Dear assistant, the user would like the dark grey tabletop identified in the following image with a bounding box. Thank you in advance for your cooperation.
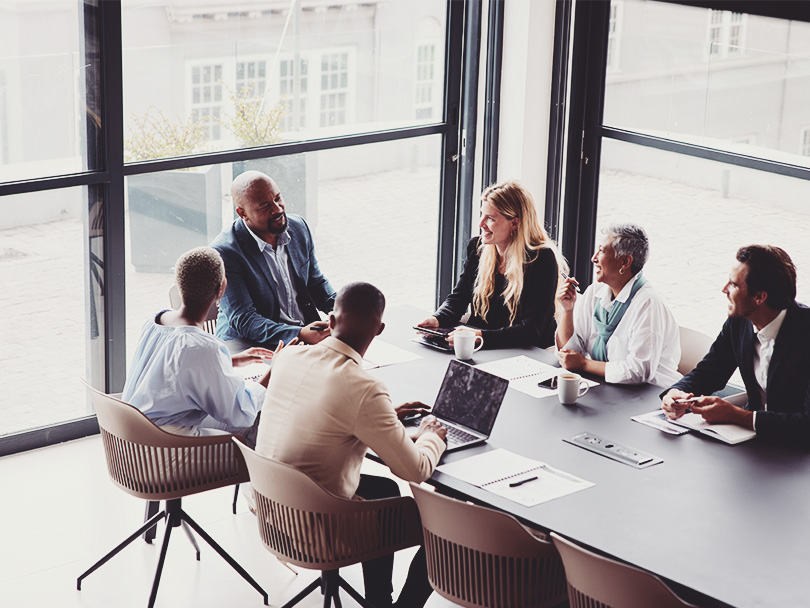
[370,307,810,608]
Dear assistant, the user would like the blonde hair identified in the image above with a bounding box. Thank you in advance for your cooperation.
[472,180,565,324]
[175,247,225,308]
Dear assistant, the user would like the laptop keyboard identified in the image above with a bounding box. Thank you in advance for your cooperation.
[446,425,478,445]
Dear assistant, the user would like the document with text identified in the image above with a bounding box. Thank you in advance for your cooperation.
[437,448,594,507]
[474,355,598,398]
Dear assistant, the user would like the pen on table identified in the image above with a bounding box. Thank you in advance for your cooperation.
[509,476,538,488]
[560,271,581,293]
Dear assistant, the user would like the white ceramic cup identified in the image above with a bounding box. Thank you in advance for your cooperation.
[557,372,589,405]
[453,330,484,360]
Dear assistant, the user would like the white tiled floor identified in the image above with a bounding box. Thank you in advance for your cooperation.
[0,436,459,608]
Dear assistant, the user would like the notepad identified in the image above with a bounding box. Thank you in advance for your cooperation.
[362,338,422,370]
[669,413,756,444]
[474,355,598,398]
[436,448,593,507]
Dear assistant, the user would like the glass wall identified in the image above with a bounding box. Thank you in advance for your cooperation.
[593,0,810,337]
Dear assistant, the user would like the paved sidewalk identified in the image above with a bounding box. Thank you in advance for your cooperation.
[3,167,810,437]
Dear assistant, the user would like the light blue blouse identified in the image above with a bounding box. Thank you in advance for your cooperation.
[122,312,265,430]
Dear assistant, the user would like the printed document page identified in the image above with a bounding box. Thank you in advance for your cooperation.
[475,355,597,398]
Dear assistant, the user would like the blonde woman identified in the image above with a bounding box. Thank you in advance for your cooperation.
[418,180,561,348]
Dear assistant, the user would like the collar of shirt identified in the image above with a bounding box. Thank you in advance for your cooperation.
[597,272,642,311]
[242,218,291,252]
[320,335,363,367]
[755,308,787,345]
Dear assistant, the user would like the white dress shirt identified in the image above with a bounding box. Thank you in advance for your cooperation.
[561,274,682,387]
[244,220,305,325]
[752,308,787,415]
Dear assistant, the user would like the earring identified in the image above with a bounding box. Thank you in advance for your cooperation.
[619,268,624,275]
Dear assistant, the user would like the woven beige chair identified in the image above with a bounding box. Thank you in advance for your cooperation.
[233,439,423,608]
[410,483,567,608]
[551,533,701,608]
[77,385,268,608]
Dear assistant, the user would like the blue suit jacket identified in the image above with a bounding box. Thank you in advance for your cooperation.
[210,215,336,347]
[666,302,810,443]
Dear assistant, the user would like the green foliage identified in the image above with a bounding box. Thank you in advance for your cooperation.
[125,106,210,164]
[222,82,286,147]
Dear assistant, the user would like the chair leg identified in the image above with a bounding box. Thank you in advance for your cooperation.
[147,504,179,608]
[233,484,239,514]
[142,500,161,543]
[337,574,377,608]
[180,507,269,605]
[77,508,166,590]
[180,520,201,561]
[279,576,323,608]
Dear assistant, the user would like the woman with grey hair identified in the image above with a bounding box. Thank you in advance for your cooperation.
[555,223,681,387]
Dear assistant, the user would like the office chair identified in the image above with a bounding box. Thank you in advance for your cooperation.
[233,439,423,608]
[77,385,268,608]
[411,483,567,608]
[677,326,713,376]
[551,532,701,608]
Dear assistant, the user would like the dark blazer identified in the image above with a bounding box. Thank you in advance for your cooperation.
[433,237,558,348]
[667,302,810,443]
[210,215,335,347]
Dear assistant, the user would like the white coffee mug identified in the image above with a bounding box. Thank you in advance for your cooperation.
[557,372,589,405]
[453,330,484,360]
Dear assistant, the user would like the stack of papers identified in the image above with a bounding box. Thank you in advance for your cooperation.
[475,355,597,398]
[437,448,593,507]
[669,413,756,444]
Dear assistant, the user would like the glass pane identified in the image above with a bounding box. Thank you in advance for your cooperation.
[121,1,447,161]
[1,186,105,436]
[596,138,810,340]
[124,135,441,365]
[604,0,810,167]
[0,1,101,182]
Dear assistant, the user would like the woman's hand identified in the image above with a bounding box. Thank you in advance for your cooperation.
[231,347,274,367]
[557,348,586,371]
[556,277,579,311]
[417,316,440,329]
[447,327,482,347]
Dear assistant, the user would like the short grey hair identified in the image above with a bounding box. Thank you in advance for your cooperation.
[603,223,649,275]
[175,247,224,307]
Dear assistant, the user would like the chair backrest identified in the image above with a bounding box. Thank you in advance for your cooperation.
[168,283,218,335]
[678,326,713,376]
[551,533,699,608]
[410,483,567,608]
[85,383,248,501]
[233,440,422,570]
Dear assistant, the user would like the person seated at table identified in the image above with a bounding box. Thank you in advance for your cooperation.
[555,223,680,387]
[256,281,446,608]
[662,245,810,443]
[418,179,561,349]
[122,246,290,446]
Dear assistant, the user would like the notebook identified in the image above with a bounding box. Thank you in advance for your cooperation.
[406,359,509,452]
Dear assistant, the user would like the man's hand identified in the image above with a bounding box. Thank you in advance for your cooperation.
[557,277,579,311]
[691,397,754,429]
[231,346,275,367]
[557,349,586,371]
[661,389,695,419]
[299,321,331,344]
[415,415,447,442]
[395,401,429,421]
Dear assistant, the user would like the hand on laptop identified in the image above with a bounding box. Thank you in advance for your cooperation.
[416,415,447,442]
[395,401,429,421]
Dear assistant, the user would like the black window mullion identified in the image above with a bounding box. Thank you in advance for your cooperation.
[481,0,504,190]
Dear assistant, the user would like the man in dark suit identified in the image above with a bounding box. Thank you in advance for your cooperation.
[662,245,810,443]
[211,171,336,349]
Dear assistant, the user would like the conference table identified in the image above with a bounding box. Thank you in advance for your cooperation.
[368,307,810,608]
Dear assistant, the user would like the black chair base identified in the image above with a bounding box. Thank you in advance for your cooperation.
[77,498,268,608]
[281,570,375,608]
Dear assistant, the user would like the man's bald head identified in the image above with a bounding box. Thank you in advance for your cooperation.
[330,282,386,355]
[231,170,276,209]
[230,170,287,238]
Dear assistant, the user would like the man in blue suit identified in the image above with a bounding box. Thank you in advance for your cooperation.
[211,171,336,349]
[662,245,810,443]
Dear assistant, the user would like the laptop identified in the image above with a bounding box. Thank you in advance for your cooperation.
[406,359,509,452]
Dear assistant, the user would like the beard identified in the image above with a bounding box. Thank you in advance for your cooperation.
[267,212,288,235]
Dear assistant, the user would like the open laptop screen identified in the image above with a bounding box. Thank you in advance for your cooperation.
[432,360,509,435]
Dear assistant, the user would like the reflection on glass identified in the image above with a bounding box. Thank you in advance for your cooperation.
[122,1,447,160]
[0,1,100,182]
[604,0,810,166]
[124,135,441,367]
[1,186,103,436]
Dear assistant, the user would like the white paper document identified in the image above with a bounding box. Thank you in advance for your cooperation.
[474,355,598,398]
[669,412,757,444]
[632,409,690,435]
[362,338,422,370]
[437,448,593,507]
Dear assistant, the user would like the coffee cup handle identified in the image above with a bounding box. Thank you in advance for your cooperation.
[578,381,589,397]
[473,336,484,353]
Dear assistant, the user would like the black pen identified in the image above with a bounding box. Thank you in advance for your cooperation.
[560,271,581,293]
[509,476,538,488]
